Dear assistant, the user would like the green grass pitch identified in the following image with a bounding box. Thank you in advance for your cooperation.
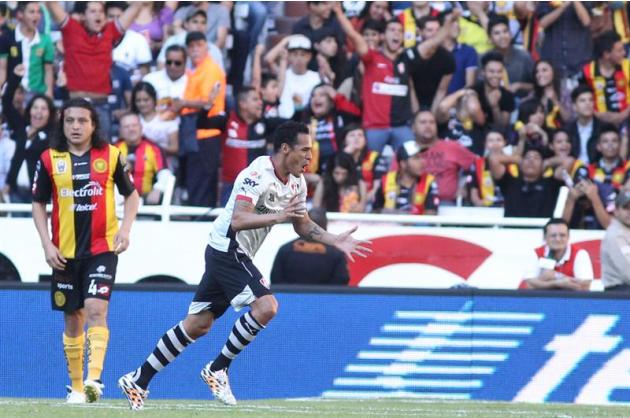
[0,398,628,417]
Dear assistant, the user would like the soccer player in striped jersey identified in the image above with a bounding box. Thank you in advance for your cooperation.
[32,99,139,403]
[118,121,371,410]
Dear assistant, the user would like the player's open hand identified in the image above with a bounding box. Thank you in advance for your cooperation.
[334,226,372,262]
[281,194,306,222]
[114,230,130,254]
[44,242,66,270]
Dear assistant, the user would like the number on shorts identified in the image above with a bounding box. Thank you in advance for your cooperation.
[88,279,97,295]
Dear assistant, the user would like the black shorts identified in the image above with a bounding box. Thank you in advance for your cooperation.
[189,245,272,319]
[51,252,118,312]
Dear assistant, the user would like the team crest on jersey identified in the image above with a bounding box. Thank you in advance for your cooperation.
[93,158,107,173]
[56,159,67,174]
[254,122,265,135]
[54,291,66,307]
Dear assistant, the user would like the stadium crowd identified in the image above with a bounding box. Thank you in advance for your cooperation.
[1,1,630,231]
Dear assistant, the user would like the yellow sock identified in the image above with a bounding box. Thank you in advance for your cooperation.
[87,327,110,381]
[63,333,85,392]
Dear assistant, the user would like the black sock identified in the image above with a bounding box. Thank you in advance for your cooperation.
[210,312,264,371]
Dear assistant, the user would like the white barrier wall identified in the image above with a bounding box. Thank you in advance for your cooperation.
[1,217,605,290]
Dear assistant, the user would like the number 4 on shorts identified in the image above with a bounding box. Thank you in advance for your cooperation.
[88,279,97,295]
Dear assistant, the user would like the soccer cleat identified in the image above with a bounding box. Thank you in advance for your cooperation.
[118,372,149,411]
[83,379,104,403]
[200,362,237,406]
[66,386,86,404]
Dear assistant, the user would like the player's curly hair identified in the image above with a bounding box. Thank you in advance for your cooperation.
[51,98,108,151]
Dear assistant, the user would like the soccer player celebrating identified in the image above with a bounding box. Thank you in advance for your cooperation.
[32,99,139,403]
[118,121,371,410]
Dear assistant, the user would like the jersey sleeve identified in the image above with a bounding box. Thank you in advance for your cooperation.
[233,169,265,204]
[113,152,136,197]
[31,157,53,202]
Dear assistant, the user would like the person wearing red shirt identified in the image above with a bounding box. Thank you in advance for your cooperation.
[413,110,477,204]
[335,4,460,154]
[46,1,142,139]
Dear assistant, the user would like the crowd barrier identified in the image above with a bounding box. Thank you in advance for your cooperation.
[1,285,630,404]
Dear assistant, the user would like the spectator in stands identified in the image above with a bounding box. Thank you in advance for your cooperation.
[313,27,350,88]
[176,31,226,208]
[46,1,142,140]
[601,189,630,291]
[579,31,630,126]
[436,88,486,156]
[489,146,563,218]
[342,124,387,199]
[115,113,171,205]
[563,177,611,231]
[473,52,515,130]
[1,71,55,203]
[106,2,152,80]
[414,110,477,204]
[457,1,492,55]
[0,2,54,98]
[544,129,587,183]
[373,140,439,214]
[313,152,366,213]
[443,17,478,94]
[196,86,286,206]
[157,8,223,71]
[533,60,570,129]
[266,35,321,120]
[586,125,629,215]
[292,1,345,49]
[0,118,15,203]
[521,218,593,290]
[537,1,592,78]
[467,129,509,207]
[143,45,188,120]
[348,1,391,53]
[515,99,549,151]
[301,83,361,174]
[129,1,177,55]
[334,4,423,153]
[487,15,533,97]
[567,85,602,164]
[271,207,349,286]
[109,61,133,142]
[406,15,456,113]
[398,1,439,48]
[131,82,179,160]
[260,73,281,118]
[173,2,230,50]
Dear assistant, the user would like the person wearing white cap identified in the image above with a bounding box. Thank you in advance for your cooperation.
[601,189,630,291]
[265,34,321,119]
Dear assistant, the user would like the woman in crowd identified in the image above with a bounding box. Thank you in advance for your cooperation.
[342,123,387,197]
[130,1,177,55]
[515,98,549,151]
[313,152,367,213]
[1,70,55,203]
[532,59,570,129]
[131,82,179,165]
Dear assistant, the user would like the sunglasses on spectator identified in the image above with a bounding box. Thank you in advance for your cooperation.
[166,60,184,67]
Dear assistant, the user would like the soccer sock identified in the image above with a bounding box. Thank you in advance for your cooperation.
[210,311,264,372]
[86,326,110,381]
[63,333,85,392]
[132,321,195,390]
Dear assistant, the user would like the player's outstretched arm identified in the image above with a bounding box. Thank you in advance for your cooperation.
[231,195,306,231]
[293,215,372,262]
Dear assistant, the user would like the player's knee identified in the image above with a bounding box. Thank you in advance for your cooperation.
[253,297,278,324]
[85,307,107,325]
[183,315,212,339]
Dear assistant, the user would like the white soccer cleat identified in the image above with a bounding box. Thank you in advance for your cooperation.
[83,379,104,403]
[66,386,86,404]
[118,372,149,411]
[200,362,237,406]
